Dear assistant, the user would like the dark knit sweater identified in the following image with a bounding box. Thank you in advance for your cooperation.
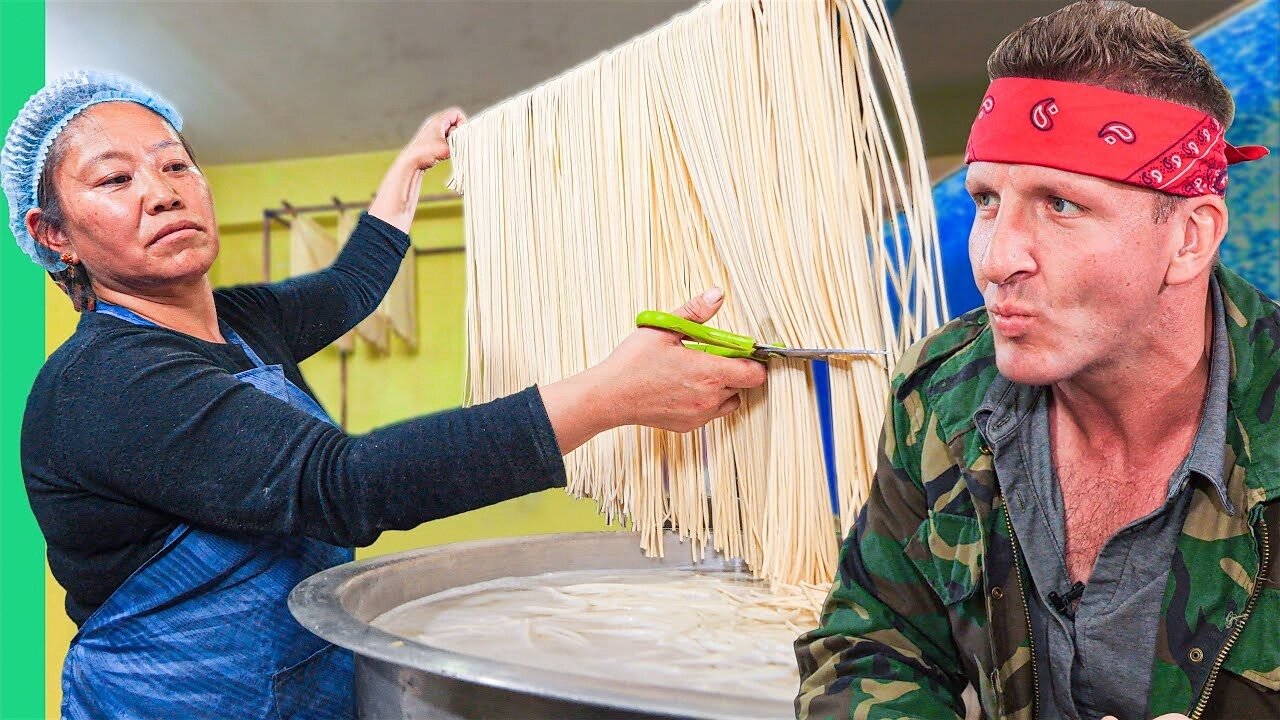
[22,212,565,626]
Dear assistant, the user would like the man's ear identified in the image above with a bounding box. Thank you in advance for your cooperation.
[1165,195,1227,287]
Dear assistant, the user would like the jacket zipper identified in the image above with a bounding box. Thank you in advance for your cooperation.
[1004,507,1039,719]
[1188,517,1270,720]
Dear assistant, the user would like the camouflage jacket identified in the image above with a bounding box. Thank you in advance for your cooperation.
[796,264,1279,720]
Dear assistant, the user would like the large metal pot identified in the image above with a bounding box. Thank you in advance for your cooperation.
[289,531,795,720]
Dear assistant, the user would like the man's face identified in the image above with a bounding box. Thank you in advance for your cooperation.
[965,162,1178,386]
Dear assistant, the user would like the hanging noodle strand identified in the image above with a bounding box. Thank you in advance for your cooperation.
[447,0,945,591]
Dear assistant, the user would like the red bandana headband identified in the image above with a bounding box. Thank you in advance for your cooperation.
[965,77,1269,197]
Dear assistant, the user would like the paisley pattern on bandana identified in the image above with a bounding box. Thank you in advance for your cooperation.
[965,77,1268,197]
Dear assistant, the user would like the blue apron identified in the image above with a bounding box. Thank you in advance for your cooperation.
[62,302,355,720]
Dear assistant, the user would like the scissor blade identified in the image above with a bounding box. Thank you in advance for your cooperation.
[761,346,889,359]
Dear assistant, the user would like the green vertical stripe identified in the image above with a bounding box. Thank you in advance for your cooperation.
[0,1,46,718]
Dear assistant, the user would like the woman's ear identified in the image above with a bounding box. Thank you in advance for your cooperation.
[25,207,74,262]
[1165,195,1227,287]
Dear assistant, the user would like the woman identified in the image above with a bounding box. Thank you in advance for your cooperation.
[2,70,766,719]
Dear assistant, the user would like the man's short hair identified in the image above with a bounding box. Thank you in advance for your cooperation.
[987,0,1232,222]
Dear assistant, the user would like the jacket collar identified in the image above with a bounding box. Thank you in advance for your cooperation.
[909,264,1279,511]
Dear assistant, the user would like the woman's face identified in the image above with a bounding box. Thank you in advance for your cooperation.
[37,101,219,295]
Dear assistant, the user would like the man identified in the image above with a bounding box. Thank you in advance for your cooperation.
[794,2,1277,719]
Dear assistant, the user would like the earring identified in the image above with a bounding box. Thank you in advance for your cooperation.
[60,251,77,265]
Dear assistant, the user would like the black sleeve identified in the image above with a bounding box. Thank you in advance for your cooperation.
[52,330,565,548]
[222,212,409,364]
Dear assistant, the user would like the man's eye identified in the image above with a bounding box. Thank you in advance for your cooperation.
[166,162,189,172]
[101,175,130,186]
[1049,196,1082,214]
[973,192,998,208]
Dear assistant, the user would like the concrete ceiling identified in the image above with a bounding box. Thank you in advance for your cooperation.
[48,0,1234,166]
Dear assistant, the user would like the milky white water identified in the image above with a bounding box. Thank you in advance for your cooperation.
[371,568,826,701]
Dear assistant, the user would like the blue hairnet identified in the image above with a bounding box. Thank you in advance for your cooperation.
[1,69,183,271]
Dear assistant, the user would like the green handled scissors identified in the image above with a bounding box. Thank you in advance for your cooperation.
[636,310,888,361]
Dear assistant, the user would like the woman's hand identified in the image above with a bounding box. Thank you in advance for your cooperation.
[540,288,768,454]
[399,108,466,171]
[368,108,467,232]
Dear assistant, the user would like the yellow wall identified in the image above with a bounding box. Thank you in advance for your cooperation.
[42,151,614,714]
